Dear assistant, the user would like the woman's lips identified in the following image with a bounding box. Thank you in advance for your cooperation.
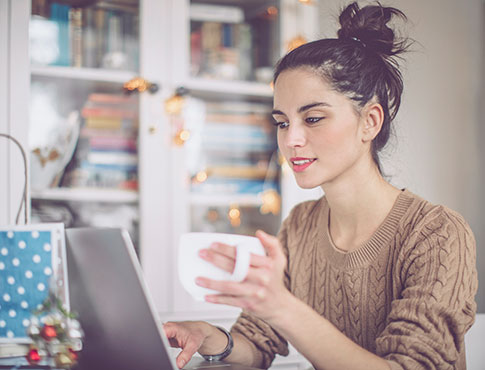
[290,157,316,173]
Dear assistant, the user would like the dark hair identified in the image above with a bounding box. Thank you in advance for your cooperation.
[273,2,411,174]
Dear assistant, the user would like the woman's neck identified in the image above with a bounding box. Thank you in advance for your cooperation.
[323,167,401,252]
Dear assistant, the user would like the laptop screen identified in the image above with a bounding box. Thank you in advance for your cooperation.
[65,228,178,370]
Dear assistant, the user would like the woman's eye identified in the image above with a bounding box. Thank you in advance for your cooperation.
[273,121,289,129]
[305,117,324,124]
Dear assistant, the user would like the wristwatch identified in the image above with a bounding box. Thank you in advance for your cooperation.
[201,326,234,362]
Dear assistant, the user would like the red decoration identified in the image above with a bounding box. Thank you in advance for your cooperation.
[41,324,57,341]
[26,347,41,365]
[68,347,78,362]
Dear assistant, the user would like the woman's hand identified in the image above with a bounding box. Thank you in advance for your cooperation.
[163,321,223,369]
[195,230,292,324]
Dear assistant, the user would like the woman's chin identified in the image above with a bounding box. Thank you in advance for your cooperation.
[294,178,323,190]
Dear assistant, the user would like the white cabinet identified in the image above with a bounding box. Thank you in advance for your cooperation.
[3,0,320,368]
[0,0,30,226]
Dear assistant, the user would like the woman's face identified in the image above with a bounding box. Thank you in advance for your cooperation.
[273,67,371,189]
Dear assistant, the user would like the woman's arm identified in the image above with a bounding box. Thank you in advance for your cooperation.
[199,208,477,370]
[163,321,263,369]
[198,230,391,370]
[269,294,391,370]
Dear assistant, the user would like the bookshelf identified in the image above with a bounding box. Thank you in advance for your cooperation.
[30,65,136,83]
[11,0,319,368]
[30,188,138,203]
[28,0,141,250]
[185,77,273,98]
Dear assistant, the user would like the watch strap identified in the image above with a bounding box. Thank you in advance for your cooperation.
[201,326,234,362]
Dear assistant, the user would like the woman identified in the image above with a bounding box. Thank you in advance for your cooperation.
[164,2,478,369]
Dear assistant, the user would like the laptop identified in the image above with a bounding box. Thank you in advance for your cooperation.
[65,228,261,370]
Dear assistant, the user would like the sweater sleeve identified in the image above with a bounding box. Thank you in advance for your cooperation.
[375,207,478,369]
[230,211,293,369]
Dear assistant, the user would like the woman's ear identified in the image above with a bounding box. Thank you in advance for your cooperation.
[361,102,384,142]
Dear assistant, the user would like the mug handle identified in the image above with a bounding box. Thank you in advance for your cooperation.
[229,244,252,282]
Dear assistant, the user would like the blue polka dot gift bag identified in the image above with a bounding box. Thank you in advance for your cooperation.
[0,223,68,346]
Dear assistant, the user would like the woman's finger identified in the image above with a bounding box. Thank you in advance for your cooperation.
[255,230,284,260]
[163,322,180,340]
[204,294,245,308]
[245,267,272,285]
[176,340,200,369]
[200,247,271,272]
[199,248,234,273]
[196,277,252,296]
[209,242,271,267]
[168,337,179,348]
[209,242,236,258]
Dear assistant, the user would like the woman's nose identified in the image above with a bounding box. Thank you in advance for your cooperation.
[284,122,306,148]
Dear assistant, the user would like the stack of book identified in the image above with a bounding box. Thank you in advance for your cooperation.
[191,101,278,196]
[31,0,139,70]
[190,3,252,80]
[61,93,139,191]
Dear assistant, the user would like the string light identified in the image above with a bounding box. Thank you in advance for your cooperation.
[267,6,278,16]
[123,77,158,94]
[260,189,281,215]
[228,205,241,228]
[194,170,208,183]
[287,35,307,52]
[173,129,191,146]
[207,209,220,222]
[164,94,185,115]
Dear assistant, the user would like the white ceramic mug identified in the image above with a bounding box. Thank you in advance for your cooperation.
[178,232,265,301]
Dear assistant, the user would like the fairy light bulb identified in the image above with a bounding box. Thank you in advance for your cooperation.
[228,205,241,227]
[260,189,281,215]
[267,6,278,16]
[173,129,190,146]
[207,209,220,222]
[287,35,307,52]
[165,95,185,115]
[195,170,208,183]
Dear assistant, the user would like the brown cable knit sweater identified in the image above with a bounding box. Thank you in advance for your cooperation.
[231,189,478,369]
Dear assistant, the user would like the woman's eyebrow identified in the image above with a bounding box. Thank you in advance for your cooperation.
[298,102,331,113]
[272,102,331,116]
[271,109,285,115]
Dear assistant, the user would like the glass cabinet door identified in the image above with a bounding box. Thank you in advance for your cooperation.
[170,0,283,242]
[164,0,286,315]
[28,0,142,250]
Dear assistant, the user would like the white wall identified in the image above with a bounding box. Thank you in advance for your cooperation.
[315,0,485,311]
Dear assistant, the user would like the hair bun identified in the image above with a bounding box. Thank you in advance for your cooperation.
[337,2,408,56]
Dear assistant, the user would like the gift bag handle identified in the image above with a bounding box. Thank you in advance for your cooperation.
[0,133,29,224]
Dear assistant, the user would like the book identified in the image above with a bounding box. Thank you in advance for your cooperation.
[50,3,70,66]
[84,116,123,130]
[191,178,277,196]
[86,93,138,105]
[87,151,138,166]
[205,101,271,115]
[88,136,137,152]
[205,112,271,126]
[69,7,83,67]
[81,106,138,120]
[190,3,244,24]
[82,7,97,68]
[205,165,277,180]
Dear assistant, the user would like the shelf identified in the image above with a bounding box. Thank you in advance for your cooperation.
[31,188,139,203]
[190,193,262,207]
[30,65,137,84]
[185,77,273,98]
